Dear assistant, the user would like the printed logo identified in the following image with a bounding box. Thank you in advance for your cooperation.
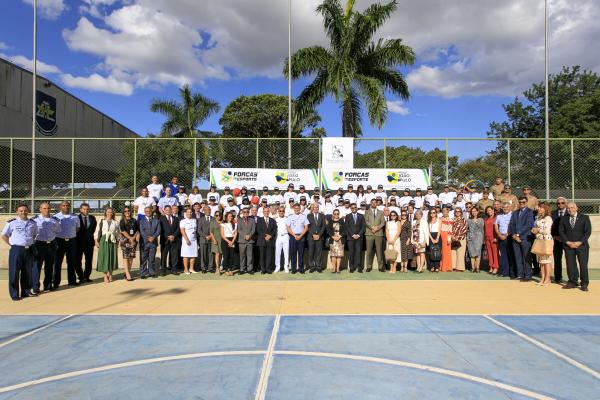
[35,91,57,136]
[275,172,288,183]
[387,172,399,184]
[332,171,344,184]
[221,170,233,183]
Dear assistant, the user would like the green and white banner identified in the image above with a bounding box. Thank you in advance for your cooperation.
[322,168,431,190]
[210,168,319,189]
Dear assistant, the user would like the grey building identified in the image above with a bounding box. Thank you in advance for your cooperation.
[0,57,138,202]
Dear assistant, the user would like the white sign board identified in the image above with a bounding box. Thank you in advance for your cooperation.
[210,168,319,189]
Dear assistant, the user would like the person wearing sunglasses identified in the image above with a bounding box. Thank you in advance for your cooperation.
[550,197,568,283]
[509,197,535,281]
[119,207,139,281]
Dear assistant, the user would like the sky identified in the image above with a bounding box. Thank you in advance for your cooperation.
[1,0,599,160]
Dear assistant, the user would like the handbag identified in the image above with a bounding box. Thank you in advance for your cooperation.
[384,244,398,262]
[451,239,461,249]
[531,238,553,256]
[429,243,442,262]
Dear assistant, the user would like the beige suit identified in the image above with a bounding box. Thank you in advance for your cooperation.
[365,208,386,271]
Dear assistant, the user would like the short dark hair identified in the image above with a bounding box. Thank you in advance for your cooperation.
[518,196,528,202]
[15,203,29,211]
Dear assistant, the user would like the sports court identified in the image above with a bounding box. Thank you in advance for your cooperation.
[0,278,599,400]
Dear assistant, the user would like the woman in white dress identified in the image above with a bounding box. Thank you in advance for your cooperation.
[385,211,402,273]
[531,202,554,286]
[179,208,198,275]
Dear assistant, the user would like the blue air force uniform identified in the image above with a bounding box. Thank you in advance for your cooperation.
[1,218,38,300]
[33,215,61,292]
[53,212,82,287]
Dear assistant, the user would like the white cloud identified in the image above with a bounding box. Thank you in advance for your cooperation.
[0,42,7,50]
[1,53,61,74]
[62,4,228,95]
[56,0,599,97]
[22,0,65,20]
[60,73,133,95]
[387,100,410,116]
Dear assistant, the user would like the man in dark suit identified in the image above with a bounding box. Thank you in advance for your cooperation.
[345,203,366,273]
[76,203,97,283]
[257,207,277,274]
[306,203,326,272]
[159,205,180,276]
[551,197,568,283]
[139,206,161,279]
[509,197,535,281]
[559,202,592,291]
[197,205,214,273]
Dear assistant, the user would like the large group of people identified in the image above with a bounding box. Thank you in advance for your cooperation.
[1,175,593,301]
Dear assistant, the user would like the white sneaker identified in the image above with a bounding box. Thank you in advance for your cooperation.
[184,271,191,275]
[273,269,280,273]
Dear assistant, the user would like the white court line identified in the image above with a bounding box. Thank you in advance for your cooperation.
[255,314,280,400]
[0,315,74,349]
[0,351,266,394]
[3,313,599,316]
[273,351,555,400]
[483,315,600,380]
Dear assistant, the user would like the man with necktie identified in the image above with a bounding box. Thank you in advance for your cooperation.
[257,207,277,274]
[139,206,161,279]
[33,202,61,293]
[237,208,256,274]
[306,203,326,273]
[159,205,180,276]
[551,197,568,284]
[364,199,386,272]
[197,205,214,273]
[345,203,366,273]
[287,203,309,274]
[54,201,82,288]
[559,202,592,291]
[508,197,535,281]
[1,204,38,300]
[76,203,97,283]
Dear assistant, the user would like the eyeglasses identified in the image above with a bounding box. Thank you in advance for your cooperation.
[519,201,527,204]
[124,210,130,213]
[557,201,566,205]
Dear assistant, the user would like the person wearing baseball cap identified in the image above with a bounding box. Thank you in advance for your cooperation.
[207,184,220,204]
[375,184,387,205]
[364,184,375,204]
[438,184,456,206]
[424,186,438,208]
[343,183,358,204]
[413,188,424,209]
[270,186,284,205]
[522,185,539,210]
[283,183,298,205]
[259,186,271,206]
[399,188,412,208]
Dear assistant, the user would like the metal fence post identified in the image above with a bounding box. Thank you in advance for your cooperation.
[444,139,449,183]
[318,137,323,188]
[571,139,575,201]
[507,139,511,185]
[133,138,137,194]
[71,138,75,204]
[256,138,260,169]
[383,138,387,168]
[193,138,198,187]
[9,139,13,212]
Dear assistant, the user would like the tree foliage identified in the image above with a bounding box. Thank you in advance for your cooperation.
[218,94,325,169]
[284,0,414,137]
[487,66,600,191]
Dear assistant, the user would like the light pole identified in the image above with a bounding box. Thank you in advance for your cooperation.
[287,0,292,169]
[544,0,550,201]
[31,0,37,210]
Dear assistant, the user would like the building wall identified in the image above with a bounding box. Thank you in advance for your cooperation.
[0,57,137,139]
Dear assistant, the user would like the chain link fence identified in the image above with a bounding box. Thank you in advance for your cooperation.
[1,137,599,214]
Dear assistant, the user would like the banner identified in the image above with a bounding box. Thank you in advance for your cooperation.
[210,168,319,189]
[322,168,431,190]
[322,137,354,169]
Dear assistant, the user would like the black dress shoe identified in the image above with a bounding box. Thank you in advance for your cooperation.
[141,276,147,279]
[291,271,296,274]
[520,279,532,282]
[171,271,179,276]
[580,286,589,292]
[151,274,158,278]
[68,282,80,287]
[84,278,93,283]
[248,271,254,275]
[562,283,577,289]
[349,269,355,273]
[299,270,305,274]
[11,297,21,301]
[357,270,363,273]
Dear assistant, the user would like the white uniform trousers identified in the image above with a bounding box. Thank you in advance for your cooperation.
[275,235,290,272]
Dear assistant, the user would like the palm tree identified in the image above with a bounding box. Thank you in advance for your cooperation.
[284,0,414,137]
[150,84,220,138]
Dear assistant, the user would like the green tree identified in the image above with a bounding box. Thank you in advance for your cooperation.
[150,84,220,138]
[218,94,326,169]
[487,66,600,192]
[354,145,458,188]
[284,0,414,137]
